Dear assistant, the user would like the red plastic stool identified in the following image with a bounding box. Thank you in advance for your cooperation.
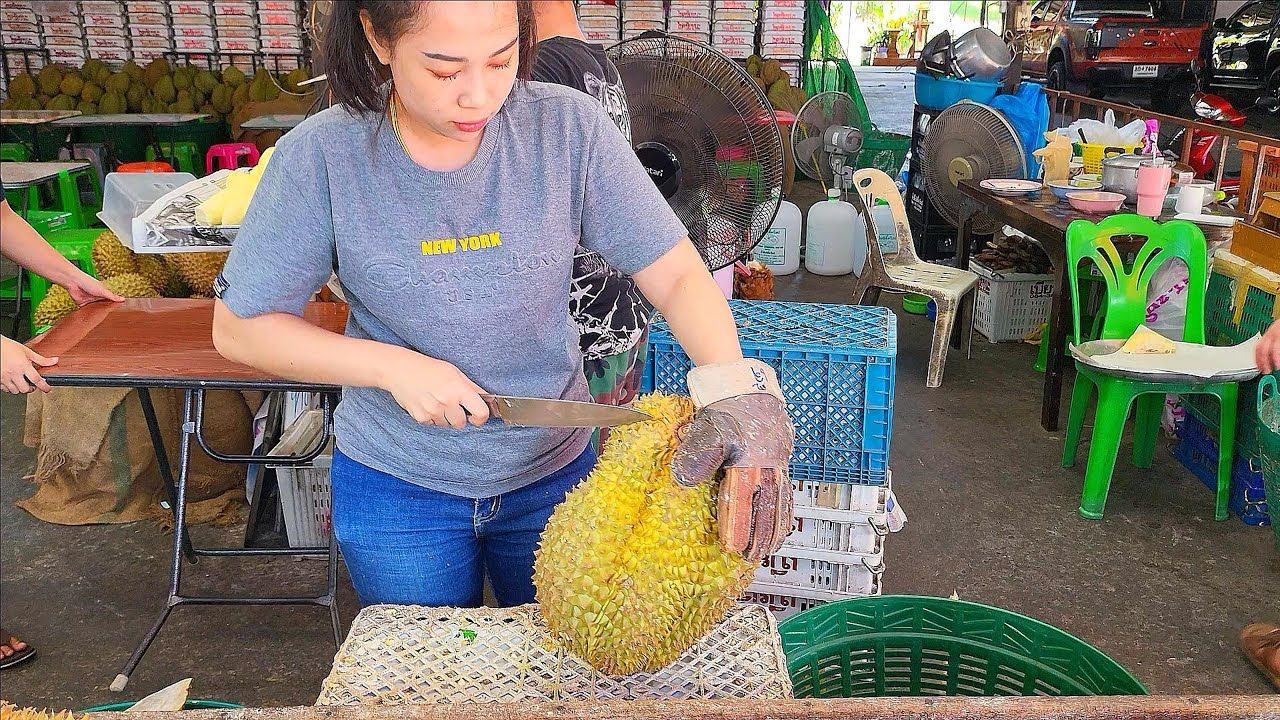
[117,161,175,173]
[206,142,261,174]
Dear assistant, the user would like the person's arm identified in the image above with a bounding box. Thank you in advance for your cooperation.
[212,306,490,427]
[211,132,490,429]
[632,239,742,366]
[1258,320,1280,374]
[0,200,121,304]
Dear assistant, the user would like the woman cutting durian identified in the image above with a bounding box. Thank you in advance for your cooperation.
[212,0,793,608]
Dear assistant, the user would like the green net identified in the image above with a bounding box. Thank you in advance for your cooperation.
[1258,376,1280,550]
[802,0,910,176]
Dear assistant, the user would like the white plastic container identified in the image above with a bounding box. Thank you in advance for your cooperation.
[805,188,864,276]
[755,198,802,275]
[870,199,900,257]
[97,172,197,249]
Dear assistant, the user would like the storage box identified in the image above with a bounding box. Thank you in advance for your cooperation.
[87,36,130,49]
[763,18,804,34]
[714,32,756,57]
[259,9,299,25]
[257,0,296,10]
[643,301,897,485]
[128,1,167,13]
[1232,223,1280,275]
[91,47,132,64]
[584,29,621,42]
[81,0,123,12]
[130,24,170,38]
[98,172,198,249]
[0,8,34,23]
[176,37,216,52]
[762,44,804,60]
[714,19,756,33]
[259,24,300,37]
[669,3,713,19]
[216,25,258,39]
[715,8,757,22]
[218,38,259,52]
[128,13,168,26]
[763,4,805,20]
[1,30,38,46]
[131,35,173,49]
[170,1,211,14]
[971,258,1055,343]
[752,550,884,600]
[262,37,303,51]
[213,1,254,15]
[174,25,215,38]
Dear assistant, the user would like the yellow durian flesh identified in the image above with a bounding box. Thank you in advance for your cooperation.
[533,393,755,676]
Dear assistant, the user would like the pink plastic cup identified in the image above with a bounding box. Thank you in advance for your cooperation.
[1136,161,1173,218]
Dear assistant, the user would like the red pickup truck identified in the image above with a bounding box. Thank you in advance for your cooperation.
[1017,0,1210,110]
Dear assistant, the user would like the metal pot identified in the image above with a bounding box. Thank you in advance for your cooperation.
[1101,154,1146,203]
[950,28,1013,81]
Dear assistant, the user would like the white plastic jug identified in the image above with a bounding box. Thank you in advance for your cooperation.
[805,189,864,276]
[871,200,899,257]
[755,199,802,275]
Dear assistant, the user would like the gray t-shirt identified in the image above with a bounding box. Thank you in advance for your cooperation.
[216,81,687,498]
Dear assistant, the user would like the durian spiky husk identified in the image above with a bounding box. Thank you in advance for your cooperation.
[534,393,754,675]
[33,284,75,328]
[162,252,226,296]
[136,254,189,297]
[91,231,136,278]
[1,703,82,720]
[103,273,161,298]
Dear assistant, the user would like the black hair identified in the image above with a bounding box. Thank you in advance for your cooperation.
[323,0,539,115]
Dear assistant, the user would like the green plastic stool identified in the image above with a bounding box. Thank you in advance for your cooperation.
[53,166,104,228]
[146,141,201,176]
[2,142,42,211]
[1060,214,1237,521]
[718,159,764,204]
[22,208,74,235]
[12,228,99,335]
[1,142,29,161]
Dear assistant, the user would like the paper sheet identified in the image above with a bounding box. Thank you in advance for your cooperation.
[1074,336,1261,379]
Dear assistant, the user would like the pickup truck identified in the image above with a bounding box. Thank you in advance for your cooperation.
[1016,0,1208,111]
[1205,0,1279,109]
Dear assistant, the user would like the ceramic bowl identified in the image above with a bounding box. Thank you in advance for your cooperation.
[1067,191,1127,214]
[1048,179,1103,202]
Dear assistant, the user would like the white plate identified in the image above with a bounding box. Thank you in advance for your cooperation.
[980,179,1043,196]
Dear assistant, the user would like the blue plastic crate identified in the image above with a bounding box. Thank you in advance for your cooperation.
[1172,413,1270,526]
[642,300,896,484]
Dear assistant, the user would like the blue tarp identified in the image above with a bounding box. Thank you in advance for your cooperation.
[990,81,1050,180]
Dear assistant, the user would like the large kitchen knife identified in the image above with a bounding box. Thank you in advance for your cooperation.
[479,394,652,427]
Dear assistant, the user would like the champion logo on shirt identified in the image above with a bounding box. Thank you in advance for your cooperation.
[421,231,503,256]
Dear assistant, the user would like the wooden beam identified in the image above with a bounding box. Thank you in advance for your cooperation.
[77,696,1280,720]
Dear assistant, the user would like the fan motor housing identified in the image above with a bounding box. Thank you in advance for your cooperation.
[635,141,682,199]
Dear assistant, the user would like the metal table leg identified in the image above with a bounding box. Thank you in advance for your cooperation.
[1041,247,1072,432]
[950,199,977,350]
[112,388,343,692]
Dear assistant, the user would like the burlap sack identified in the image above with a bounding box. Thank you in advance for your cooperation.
[19,388,264,527]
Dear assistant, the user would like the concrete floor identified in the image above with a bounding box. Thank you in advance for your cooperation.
[1,246,1276,707]
[2,71,1278,706]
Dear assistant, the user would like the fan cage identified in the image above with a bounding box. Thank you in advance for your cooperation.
[609,33,784,271]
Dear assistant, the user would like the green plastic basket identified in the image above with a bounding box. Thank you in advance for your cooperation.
[82,700,241,713]
[778,595,1148,698]
[1258,376,1280,551]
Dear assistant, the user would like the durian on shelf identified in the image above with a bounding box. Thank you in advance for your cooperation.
[196,146,276,226]
[32,231,228,329]
[533,393,756,676]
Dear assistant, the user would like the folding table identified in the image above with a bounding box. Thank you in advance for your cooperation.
[29,298,348,691]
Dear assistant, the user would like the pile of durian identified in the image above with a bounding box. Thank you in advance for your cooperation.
[1,703,81,720]
[745,55,809,114]
[534,393,756,675]
[34,231,227,328]
[2,58,309,120]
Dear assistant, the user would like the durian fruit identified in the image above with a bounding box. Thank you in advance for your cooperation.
[91,231,137,278]
[135,254,187,297]
[534,393,755,675]
[37,65,64,96]
[222,65,247,87]
[58,72,84,97]
[105,72,131,93]
[103,273,160,299]
[1,702,83,720]
[163,252,227,296]
[47,94,77,112]
[152,76,176,104]
[143,58,171,88]
[121,60,143,81]
[248,68,280,102]
[8,73,35,99]
[33,285,76,328]
[99,90,126,115]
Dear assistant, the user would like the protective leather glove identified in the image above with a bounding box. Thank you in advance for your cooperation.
[672,359,795,562]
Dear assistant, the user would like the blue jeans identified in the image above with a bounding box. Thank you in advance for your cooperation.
[330,445,596,607]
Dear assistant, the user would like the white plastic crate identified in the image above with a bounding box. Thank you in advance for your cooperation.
[752,549,884,600]
[789,507,888,556]
[971,258,1056,343]
[270,409,333,548]
[742,590,822,621]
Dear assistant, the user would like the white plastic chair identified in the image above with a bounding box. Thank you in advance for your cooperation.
[850,168,977,388]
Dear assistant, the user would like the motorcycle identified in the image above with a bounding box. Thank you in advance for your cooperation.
[1166,92,1279,206]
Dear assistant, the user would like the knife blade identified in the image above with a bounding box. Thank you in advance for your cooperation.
[479,394,652,428]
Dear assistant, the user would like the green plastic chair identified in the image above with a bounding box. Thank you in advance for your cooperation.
[1060,214,1238,521]
[146,141,201,176]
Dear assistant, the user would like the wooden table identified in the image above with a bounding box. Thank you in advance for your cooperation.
[30,298,348,692]
[0,109,81,125]
[954,181,1236,431]
[1,159,90,190]
[241,113,307,131]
